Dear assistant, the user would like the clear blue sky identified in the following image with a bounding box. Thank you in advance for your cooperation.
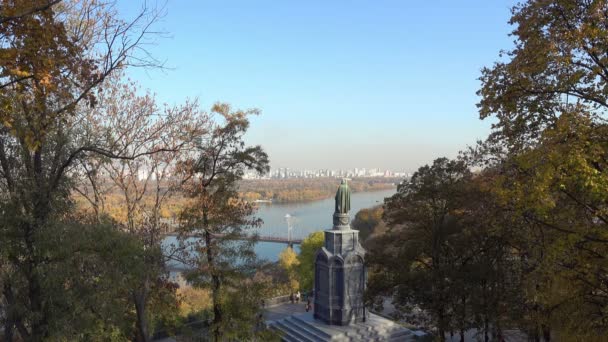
[117,1,517,172]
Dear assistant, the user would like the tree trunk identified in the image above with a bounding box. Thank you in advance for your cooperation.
[4,319,14,342]
[533,328,540,342]
[484,316,489,342]
[460,293,466,342]
[5,283,29,342]
[28,266,47,341]
[29,149,49,341]
[437,306,446,342]
[25,224,47,341]
[542,324,551,342]
[205,223,222,342]
[495,318,503,342]
[3,283,15,342]
[134,282,150,342]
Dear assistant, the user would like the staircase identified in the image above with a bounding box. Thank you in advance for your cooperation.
[268,312,416,342]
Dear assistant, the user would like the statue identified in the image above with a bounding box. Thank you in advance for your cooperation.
[315,178,367,326]
[335,179,351,214]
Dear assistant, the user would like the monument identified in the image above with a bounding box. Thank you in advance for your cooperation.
[314,179,367,325]
[266,180,418,341]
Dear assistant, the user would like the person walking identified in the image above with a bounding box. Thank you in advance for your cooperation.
[296,290,301,303]
[305,298,311,312]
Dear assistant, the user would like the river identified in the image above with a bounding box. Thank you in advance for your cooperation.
[253,188,395,261]
[257,189,394,238]
[164,188,396,269]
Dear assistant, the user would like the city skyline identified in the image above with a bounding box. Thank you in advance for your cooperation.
[243,166,410,179]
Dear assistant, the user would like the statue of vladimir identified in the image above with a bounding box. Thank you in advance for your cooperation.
[335,179,351,214]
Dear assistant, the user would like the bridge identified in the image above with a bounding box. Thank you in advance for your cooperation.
[163,232,302,245]
[162,213,305,245]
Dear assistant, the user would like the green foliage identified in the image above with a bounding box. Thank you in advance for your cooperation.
[366,1,608,339]
[0,215,167,341]
[367,158,523,341]
[296,231,324,292]
[475,0,608,339]
[351,205,383,241]
[368,158,471,338]
[482,112,608,338]
[220,279,280,341]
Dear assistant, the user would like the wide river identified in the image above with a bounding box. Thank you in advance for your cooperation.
[253,188,395,261]
[164,188,396,268]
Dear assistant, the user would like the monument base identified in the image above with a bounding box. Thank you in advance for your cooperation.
[268,312,416,342]
[313,305,366,326]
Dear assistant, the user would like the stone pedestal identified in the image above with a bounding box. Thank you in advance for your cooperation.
[313,213,366,325]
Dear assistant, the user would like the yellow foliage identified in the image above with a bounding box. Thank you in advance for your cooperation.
[177,287,212,317]
[278,246,299,271]
[278,247,300,291]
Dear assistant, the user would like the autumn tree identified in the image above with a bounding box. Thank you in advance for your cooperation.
[278,247,300,292]
[295,231,324,292]
[176,103,269,341]
[478,1,608,339]
[351,205,384,241]
[71,76,209,341]
[0,1,164,340]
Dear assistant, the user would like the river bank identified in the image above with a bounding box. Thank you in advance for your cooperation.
[255,188,396,242]
[239,177,400,204]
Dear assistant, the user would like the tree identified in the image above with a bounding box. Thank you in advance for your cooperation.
[278,247,300,292]
[75,80,207,341]
[0,1,164,340]
[370,158,472,340]
[71,77,209,341]
[296,231,324,292]
[366,158,524,341]
[478,1,608,339]
[176,103,269,341]
[478,0,608,150]
[351,205,384,241]
[0,1,62,26]
[477,112,608,340]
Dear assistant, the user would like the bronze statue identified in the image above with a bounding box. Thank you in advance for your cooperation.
[335,179,351,214]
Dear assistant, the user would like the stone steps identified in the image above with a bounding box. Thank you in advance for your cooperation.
[278,318,327,342]
[270,313,416,342]
[290,315,334,340]
[273,320,312,342]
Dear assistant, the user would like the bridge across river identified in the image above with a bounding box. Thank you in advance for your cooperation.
[163,232,302,245]
[161,213,305,245]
